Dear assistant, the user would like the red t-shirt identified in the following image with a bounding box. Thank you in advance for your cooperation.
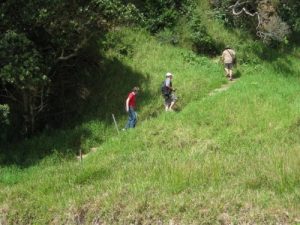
[127,92,136,108]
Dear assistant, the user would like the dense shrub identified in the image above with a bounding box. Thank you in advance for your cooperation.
[0,104,10,142]
[279,0,300,42]
[190,17,221,55]
[128,0,191,33]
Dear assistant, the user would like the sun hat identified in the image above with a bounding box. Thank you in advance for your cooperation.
[165,72,173,77]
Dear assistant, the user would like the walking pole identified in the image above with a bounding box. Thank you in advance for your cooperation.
[79,149,83,162]
[112,114,120,135]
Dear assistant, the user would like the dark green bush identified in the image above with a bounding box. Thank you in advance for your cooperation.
[190,17,220,56]
[0,104,10,142]
[128,0,190,33]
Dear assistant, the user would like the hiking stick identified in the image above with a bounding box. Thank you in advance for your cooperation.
[112,114,120,135]
[79,149,83,162]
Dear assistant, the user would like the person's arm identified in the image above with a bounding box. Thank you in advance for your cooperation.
[125,96,130,112]
[167,86,174,91]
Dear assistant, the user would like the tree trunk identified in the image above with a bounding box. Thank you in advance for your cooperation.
[22,89,37,136]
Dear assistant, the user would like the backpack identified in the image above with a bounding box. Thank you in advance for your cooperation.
[161,81,169,96]
[227,49,237,65]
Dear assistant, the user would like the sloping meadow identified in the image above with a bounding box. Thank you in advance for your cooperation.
[1,30,300,224]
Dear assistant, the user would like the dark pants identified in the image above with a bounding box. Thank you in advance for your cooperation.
[125,107,137,129]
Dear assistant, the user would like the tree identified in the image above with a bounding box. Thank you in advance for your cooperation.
[229,0,290,42]
[211,0,291,43]
[125,0,190,32]
[0,30,49,135]
[0,0,140,138]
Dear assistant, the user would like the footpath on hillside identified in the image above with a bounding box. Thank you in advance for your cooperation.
[77,78,238,160]
[209,79,237,96]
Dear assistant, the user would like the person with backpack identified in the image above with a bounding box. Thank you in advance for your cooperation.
[221,46,236,81]
[161,72,177,111]
[124,87,139,129]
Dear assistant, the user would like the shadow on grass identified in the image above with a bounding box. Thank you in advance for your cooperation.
[82,56,152,122]
[234,69,242,79]
[0,56,154,167]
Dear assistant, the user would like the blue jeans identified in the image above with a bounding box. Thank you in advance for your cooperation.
[125,107,137,129]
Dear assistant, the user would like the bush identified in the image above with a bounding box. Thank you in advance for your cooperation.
[155,28,180,45]
[131,0,191,33]
[0,104,10,142]
[190,17,221,55]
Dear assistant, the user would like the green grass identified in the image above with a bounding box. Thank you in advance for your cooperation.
[0,27,300,224]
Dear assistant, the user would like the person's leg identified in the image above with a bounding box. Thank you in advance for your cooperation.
[224,67,230,77]
[225,63,233,80]
[229,68,233,80]
[168,94,177,111]
[228,64,234,80]
[125,112,131,129]
[169,101,175,111]
[229,63,234,80]
[165,96,170,111]
[125,108,135,128]
[165,101,169,111]
[132,110,137,128]
[224,63,230,77]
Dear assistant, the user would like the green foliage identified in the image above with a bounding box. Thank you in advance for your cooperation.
[279,0,300,41]
[155,28,180,45]
[190,16,221,55]
[0,105,9,124]
[100,32,134,57]
[211,0,293,43]
[0,0,144,138]
[1,0,300,141]
[2,55,300,224]
[1,1,300,223]
[0,23,300,224]
[0,30,49,136]
[0,104,10,142]
[0,30,48,88]
[129,0,191,33]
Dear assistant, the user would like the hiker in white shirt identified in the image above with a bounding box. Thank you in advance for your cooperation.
[221,46,236,81]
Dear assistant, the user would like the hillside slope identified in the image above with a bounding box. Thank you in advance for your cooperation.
[1,29,300,224]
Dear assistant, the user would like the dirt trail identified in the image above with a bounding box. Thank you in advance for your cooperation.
[209,79,237,96]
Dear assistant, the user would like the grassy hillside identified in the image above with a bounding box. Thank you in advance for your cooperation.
[1,27,300,225]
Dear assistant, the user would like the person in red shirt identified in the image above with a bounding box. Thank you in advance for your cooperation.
[125,87,139,129]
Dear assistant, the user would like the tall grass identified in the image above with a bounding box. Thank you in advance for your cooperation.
[0,29,300,224]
